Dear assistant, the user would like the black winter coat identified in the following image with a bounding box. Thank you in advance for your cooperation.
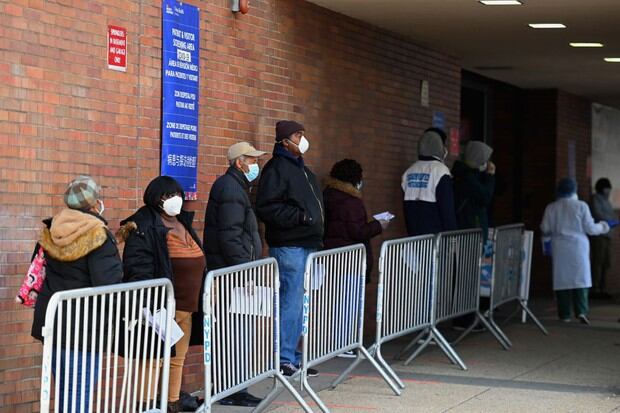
[256,144,324,249]
[323,178,382,282]
[203,167,262,271]
[119,206,206,349]
[452,160,495,240]
[31,211,123,350]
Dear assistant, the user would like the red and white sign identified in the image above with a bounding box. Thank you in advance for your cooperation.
[108,25,127,72]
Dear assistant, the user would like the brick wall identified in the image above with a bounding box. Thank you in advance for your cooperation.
[0,0,460,409]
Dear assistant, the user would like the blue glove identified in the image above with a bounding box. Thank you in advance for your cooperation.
[606,220,620,228]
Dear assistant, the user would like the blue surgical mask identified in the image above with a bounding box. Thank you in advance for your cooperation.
[244,163,260,182]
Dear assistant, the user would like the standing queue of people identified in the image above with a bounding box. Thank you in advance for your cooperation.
[28,120,614,413]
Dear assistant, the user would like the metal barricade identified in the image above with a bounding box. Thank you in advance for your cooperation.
[299,245,400,412]
[40,279,175,413]
[333,235,435,392]
[399,229,509,369]
[198,258,311,413]
[487,224,548,347]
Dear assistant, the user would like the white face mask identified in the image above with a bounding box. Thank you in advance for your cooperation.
[297,136,310,154]
[479,162,488,172]
[96,199,105,216]
[162,195,183,216]
[356,181,363,191]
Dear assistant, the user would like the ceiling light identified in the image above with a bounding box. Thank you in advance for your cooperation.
[479,1,523,5]
[570,42,604,48]
[528,23,566,29]
[604,57,620,62]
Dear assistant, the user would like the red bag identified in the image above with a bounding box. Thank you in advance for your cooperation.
[15,245,46,308]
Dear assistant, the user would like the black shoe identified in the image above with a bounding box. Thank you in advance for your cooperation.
[219,392,262,407]
[307,367,319,377]
[280,363,299,377]
[179,391,199,411]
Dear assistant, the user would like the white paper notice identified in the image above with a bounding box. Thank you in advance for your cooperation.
[373,211,395,221]
[228,286,273,317]
[312,262,325,290]
[142,307,184,347]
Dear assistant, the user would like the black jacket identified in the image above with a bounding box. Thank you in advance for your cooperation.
[203,166,262,271]
[119,205,206,348]
[452,160,495,240]
[31,211,123,349]
[256,144,324,249]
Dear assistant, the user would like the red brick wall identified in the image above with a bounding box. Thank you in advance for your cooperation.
[0,0,460,409]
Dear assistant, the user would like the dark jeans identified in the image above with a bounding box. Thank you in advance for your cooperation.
[51,349,100,413]
[590,236,611,293]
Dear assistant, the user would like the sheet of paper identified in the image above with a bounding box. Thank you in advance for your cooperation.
[373,211,395,221]
[228,286,273,316]
[312,262,325,290]
[142,307,184,347]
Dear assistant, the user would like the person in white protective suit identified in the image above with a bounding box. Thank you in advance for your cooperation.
[540,178,610,324]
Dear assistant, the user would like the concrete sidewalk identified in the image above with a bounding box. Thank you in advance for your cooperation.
[208,299,620,413]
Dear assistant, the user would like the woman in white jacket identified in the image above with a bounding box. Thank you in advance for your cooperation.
[541,178,609,324]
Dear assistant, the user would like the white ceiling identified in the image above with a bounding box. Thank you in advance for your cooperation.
[307,0,620,108]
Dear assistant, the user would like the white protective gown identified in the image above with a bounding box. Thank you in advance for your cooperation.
[540,197,609,290]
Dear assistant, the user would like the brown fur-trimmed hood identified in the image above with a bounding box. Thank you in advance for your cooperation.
[323,176,361,199]
[116,221,138,243]
[40,209,109,262]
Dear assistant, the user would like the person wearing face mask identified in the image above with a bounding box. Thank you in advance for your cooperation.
[119,176,206,413]
[589,178,618,298]
[402,127,457,236]
[31,175,123,413]
[256,120,324,377]
[451,140,495,242]
[201,142,266,407]
[541,178,610,324]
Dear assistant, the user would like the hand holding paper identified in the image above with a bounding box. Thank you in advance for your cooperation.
[373,211,395,222]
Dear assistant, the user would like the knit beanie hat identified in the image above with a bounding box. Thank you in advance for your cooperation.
[63,175,100,210]
[557,178,577,197]
[464,141,493,169]
[275,120,304,142]
[418,130,445,159]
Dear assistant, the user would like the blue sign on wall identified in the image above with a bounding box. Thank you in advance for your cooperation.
[161,0,200,199]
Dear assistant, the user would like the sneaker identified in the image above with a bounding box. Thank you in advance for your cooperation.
[578,314,591,325]
[337,350,357,359]
[280,363,299,377]
[219,392,262,407]
[306,367,319,377]
[561,318,571,323]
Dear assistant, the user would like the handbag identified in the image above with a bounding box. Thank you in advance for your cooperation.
[15,244,46,308]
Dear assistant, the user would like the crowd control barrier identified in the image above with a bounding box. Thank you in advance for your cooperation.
[487,224,548,347]
[299,245,400,412]
[399,229,508,369]
[40,279,175,413]
[198,258,311,413]
[333,235,436,391]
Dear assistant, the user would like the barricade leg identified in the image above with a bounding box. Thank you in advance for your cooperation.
[358,346,402,395]
[434,329,467,370]
[421,328,467,370]
[394,329,429,360]
[276,372,313,412]
[452,312,510,350]
[402,332,433,365]
[302,373,329,412]
[485,312,513,348]
[519,300,549,335]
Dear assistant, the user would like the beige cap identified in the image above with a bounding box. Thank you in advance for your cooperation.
[227,142,267,161]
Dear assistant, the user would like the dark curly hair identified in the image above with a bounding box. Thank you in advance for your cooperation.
[330,159,363,186]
